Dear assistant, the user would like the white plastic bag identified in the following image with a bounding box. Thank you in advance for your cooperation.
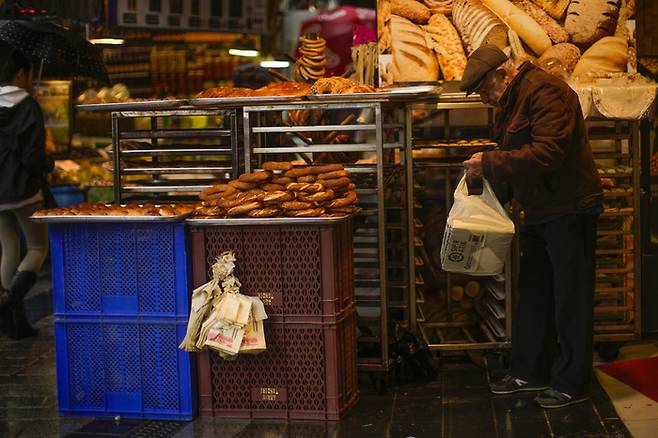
[440,175,515,276]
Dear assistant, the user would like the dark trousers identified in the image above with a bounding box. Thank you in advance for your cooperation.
[511,214,598,396]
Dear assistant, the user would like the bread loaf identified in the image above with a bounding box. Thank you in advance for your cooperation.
[531,0,571,19]
[481,0,552,55]
[378,0,392,53]
[424,14,468,80]
[511,0,568,44]
[390,14,439,82]
[452,0,509,55]
[391,0,431,24]
[565,0,621,47]
[572,36,628,77]
[423,0,453,14]
[536,43,581,75]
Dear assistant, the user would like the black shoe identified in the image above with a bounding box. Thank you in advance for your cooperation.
[8,301,39,340]
[534,388,589,409]
[5,271,39,339]
[490,374,549,395]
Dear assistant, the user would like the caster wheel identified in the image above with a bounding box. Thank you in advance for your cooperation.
[596,342,623,362]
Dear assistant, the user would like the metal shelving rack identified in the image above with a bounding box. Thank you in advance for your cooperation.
[588,118,642,344]
[110,108,240,203]
[242,100,411,374]
[404,93,513,358]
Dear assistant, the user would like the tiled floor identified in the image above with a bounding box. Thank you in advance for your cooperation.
[0,283,642,438]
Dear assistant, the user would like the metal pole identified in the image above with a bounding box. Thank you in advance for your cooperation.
[404,104,416,332]
[375,103,389,371]
[243,108,251,173]
[111,112,121,203]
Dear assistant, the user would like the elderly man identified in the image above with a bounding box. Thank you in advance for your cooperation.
[461,45,602,408]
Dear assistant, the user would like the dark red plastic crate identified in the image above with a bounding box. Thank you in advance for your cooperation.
[189,218,355,321]
[196,308,359,420]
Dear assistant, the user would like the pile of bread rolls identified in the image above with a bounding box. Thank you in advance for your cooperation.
[196,162,359,219]
[33,203,194,217]
[294,34,328,82]
[379,0,636,84]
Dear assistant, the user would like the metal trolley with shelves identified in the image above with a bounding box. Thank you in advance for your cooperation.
[588,118,642,358]
[404,93,513,363]
[241,100,412,375]
[110,108,240,203]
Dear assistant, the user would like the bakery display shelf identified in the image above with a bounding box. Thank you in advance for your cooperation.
[406,98,514,357]
[111,108,240,203]
[243,101,409,374]
[189,95,305,106]
[76,99,188,112]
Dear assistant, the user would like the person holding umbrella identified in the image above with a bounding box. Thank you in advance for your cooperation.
[0,44,53,339]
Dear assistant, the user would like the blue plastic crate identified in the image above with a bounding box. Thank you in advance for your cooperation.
[51,185,86,207]
[55,317,196,420]
[49,222,190,318]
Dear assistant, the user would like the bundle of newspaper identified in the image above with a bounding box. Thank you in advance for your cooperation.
[179,250,268,358]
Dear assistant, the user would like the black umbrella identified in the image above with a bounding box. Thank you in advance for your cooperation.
[0,20,110,83]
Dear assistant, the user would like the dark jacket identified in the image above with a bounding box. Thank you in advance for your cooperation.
[481,62,602,223]
[0,95,53,204]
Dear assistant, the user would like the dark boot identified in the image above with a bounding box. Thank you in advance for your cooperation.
[7,271,39,339]
[0,288,11,336]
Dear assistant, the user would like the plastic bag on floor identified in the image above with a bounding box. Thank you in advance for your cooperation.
[440,175,515,275]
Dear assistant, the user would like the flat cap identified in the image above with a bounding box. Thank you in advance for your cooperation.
[459,45,508,96]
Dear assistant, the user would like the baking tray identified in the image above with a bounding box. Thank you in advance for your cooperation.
[189,95,305,106]
[31,212,191,223]
[76,99,188,112]
[186,215,352,226]
[414,139,497,149]
[305,85,441,102]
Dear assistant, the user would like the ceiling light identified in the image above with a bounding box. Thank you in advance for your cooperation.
[260,60,290,69]
[89,38,125,45]
[229,49,260,57]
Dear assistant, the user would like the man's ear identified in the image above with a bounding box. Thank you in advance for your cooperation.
[494,68,507,80]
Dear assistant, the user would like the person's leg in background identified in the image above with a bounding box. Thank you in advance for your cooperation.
[8,201,49,338]
[0,210,22,335]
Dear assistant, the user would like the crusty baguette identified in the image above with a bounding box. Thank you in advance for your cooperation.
[531,0,571,20]
[511,0,568,44]
[481,0,552,55]
[424,14,467,80]
[391,0,431,24]
[389,14,439,82]
[452,0,509,55]
[423,0,453,14]
[572,36,628,77]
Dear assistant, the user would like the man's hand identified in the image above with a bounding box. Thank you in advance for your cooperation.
[463,152,483,178]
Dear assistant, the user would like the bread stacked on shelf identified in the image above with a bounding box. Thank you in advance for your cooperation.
[196,82,312,98]
[294,34,328,82]
[379,0,636,83]
[33,203,194,217]
[195,162,359,219]
[311,77,376,94]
